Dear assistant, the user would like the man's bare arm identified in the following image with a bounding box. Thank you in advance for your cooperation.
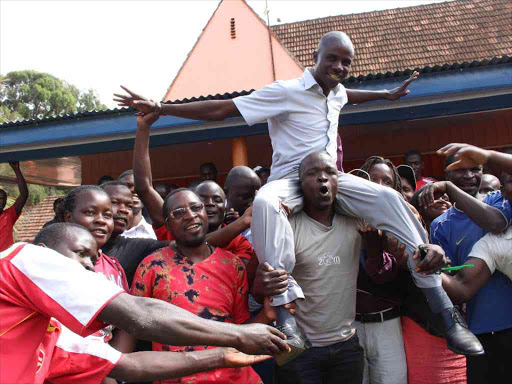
[114,87,241,121]
[438,143,512,174]
[419,181,507,233]
[441,258,492,305]
[99,293,289,356]
[110,348,270,382]
[133,112,166,228]
[346,72,418,104]
[10,162,28,215]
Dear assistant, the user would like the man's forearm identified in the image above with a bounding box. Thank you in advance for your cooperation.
[133,123,165,228]
[160,100,240,121]
[206,218,249,248]
[346,89,389,104]
[13,168,28,214]
[487,150,512,174]
[110,348,224,382]
[445,182,507,233]
[100,294,242,349]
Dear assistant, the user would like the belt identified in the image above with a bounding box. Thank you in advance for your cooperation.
[355,307,401,323]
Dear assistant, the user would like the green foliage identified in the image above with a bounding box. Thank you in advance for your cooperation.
[0,70,106,122]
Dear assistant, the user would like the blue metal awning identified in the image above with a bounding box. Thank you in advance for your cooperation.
[1,61,511,163]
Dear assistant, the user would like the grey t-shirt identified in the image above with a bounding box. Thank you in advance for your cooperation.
[290,211,361,347]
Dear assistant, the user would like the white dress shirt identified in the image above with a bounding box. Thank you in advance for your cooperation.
[233,69,348,181]
[121,216,156,240]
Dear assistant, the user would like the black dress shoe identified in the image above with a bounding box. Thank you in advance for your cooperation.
[436,307,484,356]
[274,306,311,366]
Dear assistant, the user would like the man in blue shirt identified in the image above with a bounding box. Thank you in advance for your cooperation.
[423,153,512,384]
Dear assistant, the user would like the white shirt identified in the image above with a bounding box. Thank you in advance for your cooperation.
[121,216,156,240]
[233,69,348,181]
[469,226,512,281]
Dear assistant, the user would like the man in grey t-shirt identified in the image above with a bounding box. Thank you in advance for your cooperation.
[254,152,364,383]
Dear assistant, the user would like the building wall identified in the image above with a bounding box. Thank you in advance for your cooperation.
[164,0,303,101]
[81,108,511,186]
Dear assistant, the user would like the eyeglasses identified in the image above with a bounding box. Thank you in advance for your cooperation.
[166,203,205,220]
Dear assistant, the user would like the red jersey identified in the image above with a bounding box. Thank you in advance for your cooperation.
[43,320,122,384]
[92,252,129,343]
[95,252,129,291]
[0,243,123,384]
[131,246,261,384]
[153,224,254,261]
[416,177,437,191]
[154,224,174,241]
[0,206,20,251]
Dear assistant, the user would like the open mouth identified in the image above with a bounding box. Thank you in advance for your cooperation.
[328,73,342,82]
[114,217,128,226]
[320,185,329,195]
[185,222,202,231]
[91,228,107,236]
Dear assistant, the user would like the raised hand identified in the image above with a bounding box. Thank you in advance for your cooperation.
[437,143,491,171]
[385,71,419,101]
[221,347,272,368]
[224,208,240,226]
[137,111,160,129]
[113,86,157,114]
[418,181,449,208]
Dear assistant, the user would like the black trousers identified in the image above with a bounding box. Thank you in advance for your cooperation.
[467,327,512,384]
[274,334,364,384]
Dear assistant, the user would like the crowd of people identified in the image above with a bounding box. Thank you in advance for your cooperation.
[1,31,511,384]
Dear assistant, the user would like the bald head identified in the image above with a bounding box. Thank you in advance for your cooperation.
[299,152,337,181]
[224,166,261,215]
[317,31,354,55]
[225,166,260,189]
[479,174,501,195]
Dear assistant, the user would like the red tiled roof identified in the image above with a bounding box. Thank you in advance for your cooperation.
[15,196,61,242]
[270,0,512,77]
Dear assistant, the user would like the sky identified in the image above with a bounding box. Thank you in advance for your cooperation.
[0,0,450,108]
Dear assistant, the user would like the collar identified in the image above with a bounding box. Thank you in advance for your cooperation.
[302,68,318,90]
[302,68,341,94]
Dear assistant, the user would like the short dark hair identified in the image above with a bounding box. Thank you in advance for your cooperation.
[162,188,191,220]
[53,197,65,210]
[404,150,422,161]
[34,222,91,250]
[118,170,134,180]
[100,180,130,190]
[359,156,403,194]
[200,163,217,172]
[64,185,107,214]
[97,175,114,185]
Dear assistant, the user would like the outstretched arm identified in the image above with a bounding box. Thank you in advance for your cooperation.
[346,72,418,104]
[10,162,28,215]
[99,293,289,356]
[133,112,166,228]
[419,181,507,233]
[438,143,512,174]
[110,348,270,382]
[114,87,241,121]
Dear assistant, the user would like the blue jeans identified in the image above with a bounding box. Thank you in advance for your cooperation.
[274,334,364,384]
